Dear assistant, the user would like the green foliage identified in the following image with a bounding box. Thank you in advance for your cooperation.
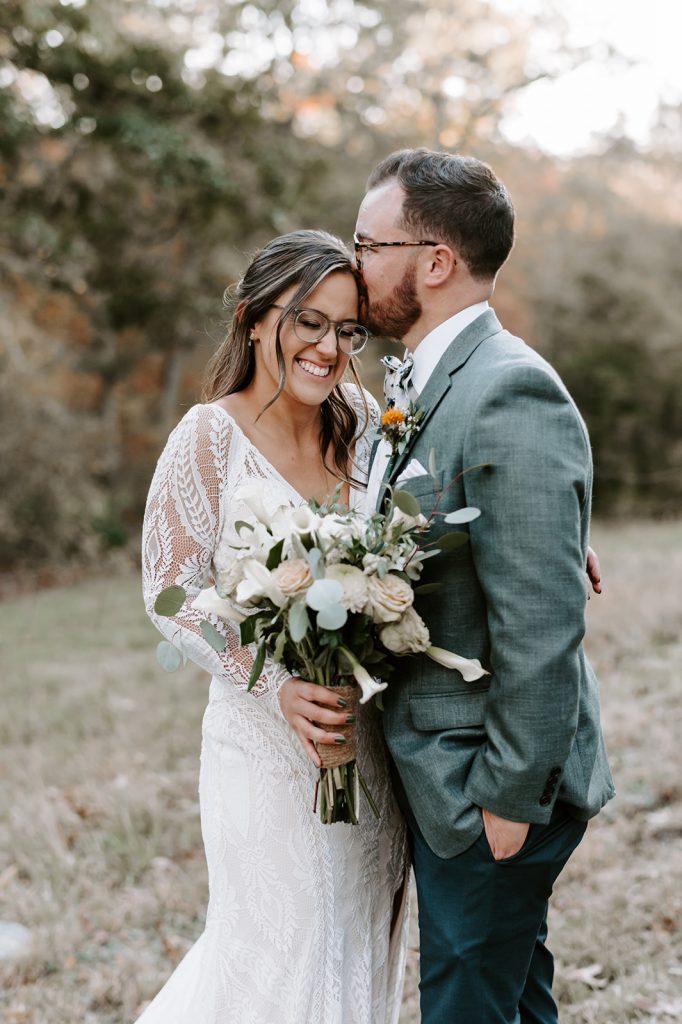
[392,490,421,517]
[0,375,103,567]
[434,531,470,552]
[200,619,227,652]
[153,585,186,616]
[0,0,680,576]
[528,169,682,515]
[156,639,185,672]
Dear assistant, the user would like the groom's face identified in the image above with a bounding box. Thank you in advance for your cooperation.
[354,181,422,340]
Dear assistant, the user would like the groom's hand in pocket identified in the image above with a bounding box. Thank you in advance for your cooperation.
[482,808,530,861]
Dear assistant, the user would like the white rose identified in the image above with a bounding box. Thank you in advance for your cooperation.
[316,514,360,552]
[271,558,313,596]
[365,574,414,623]
[235,559,285,608]
[380,607,430,654]
[325,564,370,613]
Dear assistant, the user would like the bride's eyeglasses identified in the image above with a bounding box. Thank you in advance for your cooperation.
[271,305,370,355]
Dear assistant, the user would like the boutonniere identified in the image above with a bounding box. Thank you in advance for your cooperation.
[379,401,425,460]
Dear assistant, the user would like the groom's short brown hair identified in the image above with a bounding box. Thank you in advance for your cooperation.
[367,148,515,281]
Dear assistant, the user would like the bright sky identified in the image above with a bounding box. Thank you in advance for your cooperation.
[494,0,682,154]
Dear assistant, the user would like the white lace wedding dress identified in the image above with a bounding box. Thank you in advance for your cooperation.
[138,386,409,1024]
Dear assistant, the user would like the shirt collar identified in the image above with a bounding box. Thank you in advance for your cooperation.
[409,301,489,395]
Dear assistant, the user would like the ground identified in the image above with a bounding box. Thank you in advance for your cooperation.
[1,521,681,1022]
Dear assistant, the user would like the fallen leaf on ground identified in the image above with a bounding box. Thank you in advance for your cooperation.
[562,962,608,988]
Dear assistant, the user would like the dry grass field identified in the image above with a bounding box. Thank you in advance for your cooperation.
[1,522,681,1023]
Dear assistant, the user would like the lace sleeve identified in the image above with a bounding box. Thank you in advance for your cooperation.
[142,404,290,713]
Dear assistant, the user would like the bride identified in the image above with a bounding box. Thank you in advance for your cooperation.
[139,230,409,1024]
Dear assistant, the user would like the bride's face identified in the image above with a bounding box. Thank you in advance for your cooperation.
[252,271,359,407]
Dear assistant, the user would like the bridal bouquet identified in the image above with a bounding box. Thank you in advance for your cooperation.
[154,481,487,824]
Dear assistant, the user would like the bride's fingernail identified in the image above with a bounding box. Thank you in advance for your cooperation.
[345,714,356,724]
[337,697,348,708]
[334,735,347,744]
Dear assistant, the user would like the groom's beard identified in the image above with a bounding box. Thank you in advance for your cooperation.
[366,262,421,340]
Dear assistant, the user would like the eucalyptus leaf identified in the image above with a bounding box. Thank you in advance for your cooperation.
[200,619,227,652]
[289,602,310,642]
[317,603,348,631]
[306,578,344,611]
[435,531,470,552]
[443,507,481,525]
[156,640,184,672]
[428,447,438,482]
[417,549,442,561]
[247,641,266,691]
[414,582,445,595]
[154,585,186,617]
[393,489,421,517]
[240,614,259,646]
[306,547,324,579]
[265,538,284,570]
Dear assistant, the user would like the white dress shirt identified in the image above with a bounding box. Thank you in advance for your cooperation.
[365,301,489,512]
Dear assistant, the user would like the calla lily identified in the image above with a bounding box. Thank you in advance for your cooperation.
[235,560,286,608]
[426,645,490,681]
[234,482,289,527]
[192,586,245,623]
[339,646,388,704]
[290,505,321,536]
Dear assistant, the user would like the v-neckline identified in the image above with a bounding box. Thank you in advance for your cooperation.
[207,402,356,508]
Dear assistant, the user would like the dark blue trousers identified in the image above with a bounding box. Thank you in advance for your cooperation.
[410,803,587,1024]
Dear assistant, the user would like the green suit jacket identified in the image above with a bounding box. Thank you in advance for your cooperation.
[375,309,615,859]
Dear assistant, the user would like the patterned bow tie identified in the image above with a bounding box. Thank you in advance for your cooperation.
[382,353,415,410]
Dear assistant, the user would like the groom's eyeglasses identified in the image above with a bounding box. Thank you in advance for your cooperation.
[271,305,370,355]
[353,233,439,272]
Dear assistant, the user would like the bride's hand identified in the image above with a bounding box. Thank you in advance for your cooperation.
[279,679,352,768]
[586,545,602,595]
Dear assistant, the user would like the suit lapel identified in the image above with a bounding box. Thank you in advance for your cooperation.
[376,309,503,509]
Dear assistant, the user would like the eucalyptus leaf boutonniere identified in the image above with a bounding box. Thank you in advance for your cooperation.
[380,401,425,461]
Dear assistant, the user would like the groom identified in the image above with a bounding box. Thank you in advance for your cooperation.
[357,149,614,1023]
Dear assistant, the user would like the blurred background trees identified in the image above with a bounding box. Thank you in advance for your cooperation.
[1,0,680,568]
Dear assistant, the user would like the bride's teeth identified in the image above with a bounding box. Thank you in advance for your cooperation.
[297,359,331,378]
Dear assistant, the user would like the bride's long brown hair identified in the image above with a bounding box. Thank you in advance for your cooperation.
[202,230,369,487]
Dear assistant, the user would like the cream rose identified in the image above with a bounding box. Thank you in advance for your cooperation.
[379,607,430,654]
[271,558,313,596]
[324,564,370,613]
[365,573,414,623]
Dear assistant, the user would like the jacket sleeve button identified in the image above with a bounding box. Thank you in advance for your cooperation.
[539,795,552,806]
